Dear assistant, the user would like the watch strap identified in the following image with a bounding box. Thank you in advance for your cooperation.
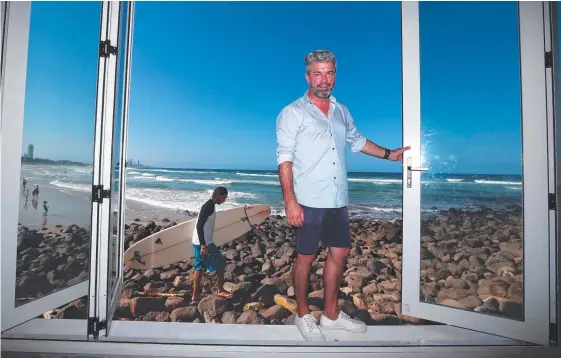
[383,148,391,160]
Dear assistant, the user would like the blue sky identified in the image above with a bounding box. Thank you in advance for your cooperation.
[22,1,522,174]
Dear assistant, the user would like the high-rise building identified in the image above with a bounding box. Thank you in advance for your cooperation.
[27,144,34,160]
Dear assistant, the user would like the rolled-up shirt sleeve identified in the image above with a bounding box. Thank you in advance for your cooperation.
[276,106,299,165]
[342,106,367,153]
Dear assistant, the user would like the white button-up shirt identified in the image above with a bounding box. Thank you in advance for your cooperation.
[276,93,367,208]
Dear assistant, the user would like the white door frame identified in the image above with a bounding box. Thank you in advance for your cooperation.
[101,0,135,338]
[1,0,558,349]
[86,0,125,338]
[401,1,551,346]
[0,1,114,334]
[0,1,91,332]
[547,0,561,345]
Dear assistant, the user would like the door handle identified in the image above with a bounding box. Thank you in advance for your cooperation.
[407,166,429,171]
[406,157,428,188]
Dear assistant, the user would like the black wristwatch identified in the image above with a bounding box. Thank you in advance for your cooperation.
[383,148,391,160]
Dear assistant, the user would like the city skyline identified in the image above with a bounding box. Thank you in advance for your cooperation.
[21,2,523,174]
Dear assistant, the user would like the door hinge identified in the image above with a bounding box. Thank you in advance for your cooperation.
[99,40,117,58]
[545,51,553,68]
[87,317,107,337]
[92,184,110,203]
[549,193,556,210]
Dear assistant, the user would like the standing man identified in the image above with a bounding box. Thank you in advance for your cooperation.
[276,49,410,341]
[191,186,232,302]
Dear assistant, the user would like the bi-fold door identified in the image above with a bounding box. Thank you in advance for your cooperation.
[1,0,554,347]
[0,1,133,336]
[400,1,551,346]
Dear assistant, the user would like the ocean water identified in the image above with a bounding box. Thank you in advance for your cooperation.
[21,165,523,221]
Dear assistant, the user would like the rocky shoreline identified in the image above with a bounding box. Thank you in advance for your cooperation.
[15,224,90,308]
[29,205,523,324]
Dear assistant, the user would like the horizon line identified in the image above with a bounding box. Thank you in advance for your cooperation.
[21,160,522,176]
[141,165,522,177]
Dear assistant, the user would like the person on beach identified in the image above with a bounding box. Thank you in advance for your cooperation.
[191,186,232,302]
[275,49,410,341]
[43,201,49,217]
[22,178,27,191]
[32,185,39,197]
[24,190,29,209]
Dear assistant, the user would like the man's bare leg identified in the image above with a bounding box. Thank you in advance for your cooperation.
[215,268,232,298]
[293,253,315,317]
[191,270,202,301]
[322,247,350,320]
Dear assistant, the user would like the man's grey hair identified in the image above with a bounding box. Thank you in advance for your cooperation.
[305,50,337,72]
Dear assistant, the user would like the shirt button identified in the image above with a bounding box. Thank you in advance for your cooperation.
[333,162,335,165]
[332,148,335,150]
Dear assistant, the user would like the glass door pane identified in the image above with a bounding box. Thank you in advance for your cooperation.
[106,0,133,333]
[401,1,550,345]
[1,1,103,331]
[418,0,524,320]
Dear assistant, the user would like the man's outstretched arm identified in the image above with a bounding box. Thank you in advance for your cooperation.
[343,106,410,161]
[361,139,411,161]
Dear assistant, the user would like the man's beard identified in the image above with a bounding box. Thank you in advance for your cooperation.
[312,85,333,99]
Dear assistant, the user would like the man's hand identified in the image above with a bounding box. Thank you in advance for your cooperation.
[285,201,304,227]
[200,245,208,256]
[388,146,411,161]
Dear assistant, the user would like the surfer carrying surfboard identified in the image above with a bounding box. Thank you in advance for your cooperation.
[276,49,410,341]
[191,186,233,302]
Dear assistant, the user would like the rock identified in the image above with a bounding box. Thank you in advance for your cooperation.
[17,275,53,297]
[252,284,279,306]
[439,299,465,309]
[197,296,228,318]
[260,304,292,320]
[260,277,288,294]
[500,300,523,319]
[160,269,180,281]
[237,310,265,324]
[221,311,239,324]
[170,306,199,322]
[165,296,188,310]
[445,277,468,289]
[143,269,160,280]
[507,281,523,301]
[142,311,170,322]
[459,295,483,309]
[363,283,378,295]
[243,302,265,311]
[274,294,297,313]
[129,297,166,317]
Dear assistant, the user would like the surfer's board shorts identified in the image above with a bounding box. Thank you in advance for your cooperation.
[193,243,226,273]
[295,204,351,255]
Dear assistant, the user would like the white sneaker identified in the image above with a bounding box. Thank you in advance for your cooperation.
[295,314,326,341]
[319,311,367,333]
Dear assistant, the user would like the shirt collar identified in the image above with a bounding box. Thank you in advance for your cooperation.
[301,91,337,104]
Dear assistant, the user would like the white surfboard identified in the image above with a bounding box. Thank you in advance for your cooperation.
[123,204,271,270]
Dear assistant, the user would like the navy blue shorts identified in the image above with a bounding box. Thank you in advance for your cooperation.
[193,243,226,273]
[294,204,351,255]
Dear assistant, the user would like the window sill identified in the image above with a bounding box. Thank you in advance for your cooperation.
[3,318,528,346]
